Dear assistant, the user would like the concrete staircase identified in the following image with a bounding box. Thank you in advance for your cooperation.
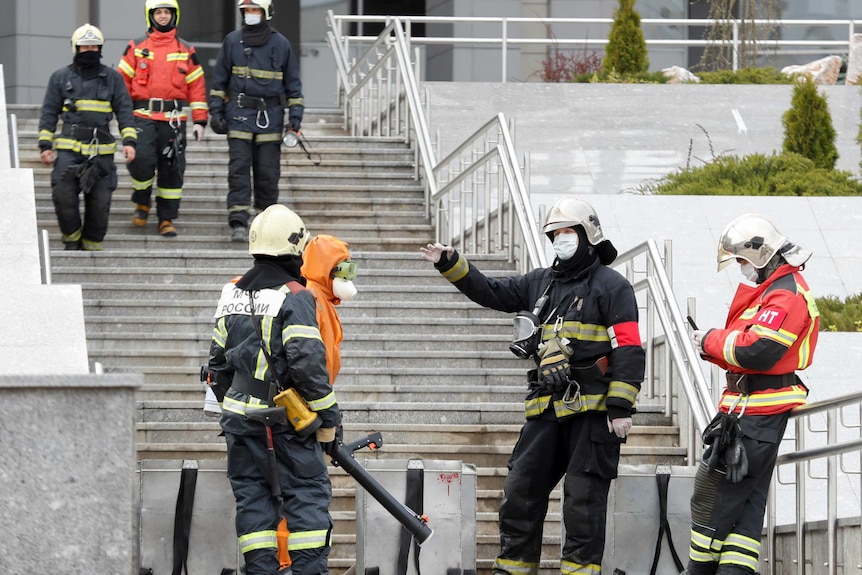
[14,104,686,574]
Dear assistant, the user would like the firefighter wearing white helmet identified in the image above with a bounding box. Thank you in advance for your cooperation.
[209,0,304,242]
[208,203,339,575]
[38,24,137,250]
[684,213,819,575]
[421,197,644,575]
[117,0,209,238]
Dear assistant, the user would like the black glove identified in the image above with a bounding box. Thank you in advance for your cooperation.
[210,112,227,135]
[62,162,85,182]
[76,158,107,194]
[288,118,301,133]
[725,437,749,483]
[537,339,570,390]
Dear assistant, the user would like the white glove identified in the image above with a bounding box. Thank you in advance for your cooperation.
[692,330,707,352]
[192,124,206,141]
[608,416,633,439]
[419,242,454,264]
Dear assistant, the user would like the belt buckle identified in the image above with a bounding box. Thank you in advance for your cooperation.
[236,93,247,108]
[149,98,164,113]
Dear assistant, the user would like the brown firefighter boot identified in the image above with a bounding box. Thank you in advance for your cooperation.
[132,204,150,227]
[159,220,177,237]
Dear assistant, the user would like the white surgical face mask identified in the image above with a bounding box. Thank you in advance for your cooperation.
[244,12,262,26]
[332,278,357,301]
[740,261,759,283]
[553,233,580,261]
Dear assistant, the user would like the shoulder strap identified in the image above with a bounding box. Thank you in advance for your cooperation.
[649,470,684,575]
[396,460,424,575]
[171,460,198,575]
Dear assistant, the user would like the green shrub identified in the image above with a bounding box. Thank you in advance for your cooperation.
[816,293,862,332]
[697,67,793,84]
[572,69,668,84]
[640,153,862,196]
[782,76,838,170]
[602,0,649,77]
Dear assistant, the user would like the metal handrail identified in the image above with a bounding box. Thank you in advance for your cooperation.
[762,390,862,575]
[329,15,862,76]
[326,12,546,271]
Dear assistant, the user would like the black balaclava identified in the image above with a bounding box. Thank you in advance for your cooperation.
[149,8,177,33]
[756,254,787,285]
[551,226,597,278]
[73,48,102,79]
[241,11,273,47]
[236,255,305,292]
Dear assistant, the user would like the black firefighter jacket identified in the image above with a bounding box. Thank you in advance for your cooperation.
[435,250,645,421]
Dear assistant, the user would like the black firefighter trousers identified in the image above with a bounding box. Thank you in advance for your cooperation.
[226,136,282,229]
[126,118,186,222]
[494,411,622,574]
[225,429,333,575]
[51,150,117,249]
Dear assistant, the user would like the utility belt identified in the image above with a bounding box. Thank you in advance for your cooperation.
[60,124,114,143]
[133,98,187,113]
[231,370,273,402]
[725,372,797,394]
[230,91,285,111]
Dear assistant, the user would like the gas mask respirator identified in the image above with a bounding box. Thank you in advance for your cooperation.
[509,292,549,359]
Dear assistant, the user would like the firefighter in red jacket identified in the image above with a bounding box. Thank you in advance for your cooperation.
[118,0,208,237]
[685,213,819,575]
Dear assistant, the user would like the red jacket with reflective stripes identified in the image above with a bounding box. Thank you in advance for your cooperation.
[702,264,819,415]
[118,28,208,124]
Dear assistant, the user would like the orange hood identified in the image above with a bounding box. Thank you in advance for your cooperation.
[301,235,352,304]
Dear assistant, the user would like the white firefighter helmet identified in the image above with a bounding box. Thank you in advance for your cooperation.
[716,213,812,271]
[541,198,605,245]
[238,0,274,20]
[146,0,180,28]
[70,24,104,53]
[249,205,310,257]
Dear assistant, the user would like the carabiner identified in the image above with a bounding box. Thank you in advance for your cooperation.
[553,315,564,335]
[256,109,270,129]
[168,108,181,130]
[562,381,582,411]
[87,127,99,160]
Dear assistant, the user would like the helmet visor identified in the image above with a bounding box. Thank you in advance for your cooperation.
[331,260,357,281]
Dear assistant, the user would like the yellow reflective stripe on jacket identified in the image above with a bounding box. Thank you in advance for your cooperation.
[542,321,610,343]
[190,101,208,112]
[39,129,55,144]
[121,126,137,141]
[286,97,304,107]
[166,52,189,62]
[69,99,113,113]
[441,255,469,283]
[222,394,271,416]
[719,385,808,412]
[118,59,136,78]
[750,324,797,347]
[228,130,254,140]
[721,330,742,367]
[286,529,329,551]
[307,390,337,412]
[492,557,539,575]
[52,138,117,155]
[213,317,227,348]
[282,324,323,343]
[239,530,277,553]
[253,314,276,381]
[561,560,601,575]
[739,306,758,320]
[608,380,638,404]
[257,132,282,143]
[231,66,284,80]
[134,48,155,59]
[186,67,204,83]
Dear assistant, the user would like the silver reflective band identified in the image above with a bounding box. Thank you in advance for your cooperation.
[283,131,299,148]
